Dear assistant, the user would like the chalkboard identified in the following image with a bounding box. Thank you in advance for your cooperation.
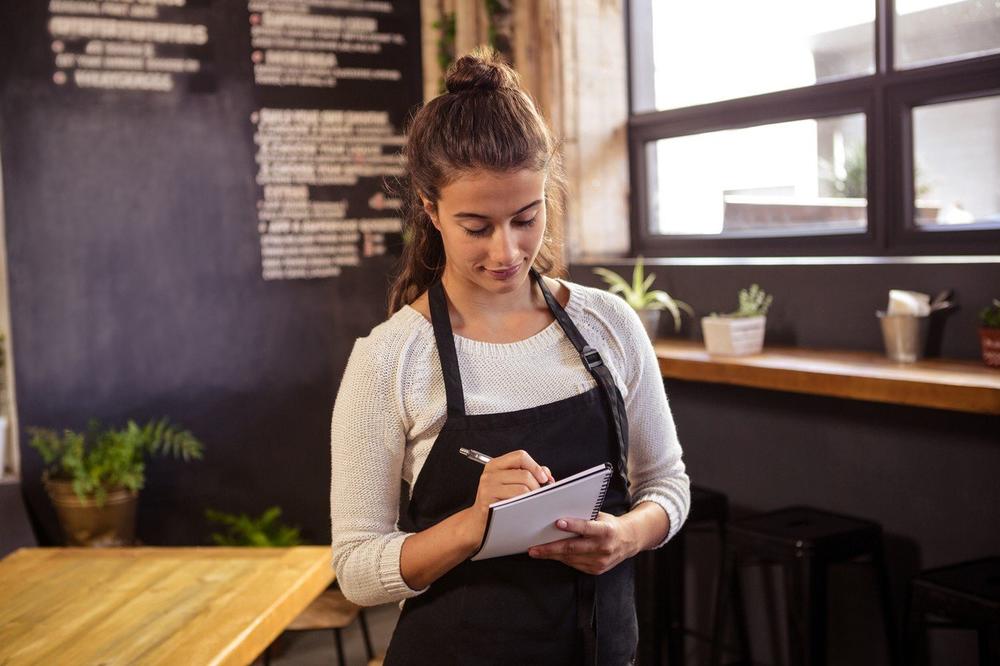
[0,0,422,545]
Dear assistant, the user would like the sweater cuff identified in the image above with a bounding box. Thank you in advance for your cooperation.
[632,493,686,549]
[379,533,429,600]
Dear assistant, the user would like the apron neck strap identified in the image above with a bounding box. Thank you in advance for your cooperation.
[428,279,467,418]
[533,269,631,494]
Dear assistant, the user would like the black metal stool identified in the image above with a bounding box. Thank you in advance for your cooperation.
[636,485,749,666]
[905,556,1000,665]
[711,506,901,666]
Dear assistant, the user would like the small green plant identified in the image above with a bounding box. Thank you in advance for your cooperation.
[594,257,694,331]
[733,284,773,317]
[710,284,773,318]
[980,299,1000,328]
[29,418,203,507]
[205,506,305,547]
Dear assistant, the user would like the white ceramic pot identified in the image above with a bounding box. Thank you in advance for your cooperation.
[701,315,766,356]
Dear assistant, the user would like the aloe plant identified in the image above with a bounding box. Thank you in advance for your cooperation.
[594,257,694,331]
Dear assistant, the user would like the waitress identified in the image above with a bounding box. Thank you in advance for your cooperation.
[330,47,690,666]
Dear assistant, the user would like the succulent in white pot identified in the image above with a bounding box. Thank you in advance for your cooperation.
[594,257,694,339]
[702,284,773,356]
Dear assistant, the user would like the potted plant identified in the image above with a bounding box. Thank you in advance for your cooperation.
[979,298,1000,368]
[594,257,694,339]
[28,418,204,546]
[205,505,305,547]
[701,284,773,356]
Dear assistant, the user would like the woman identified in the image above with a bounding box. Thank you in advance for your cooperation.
[330,47,690,665]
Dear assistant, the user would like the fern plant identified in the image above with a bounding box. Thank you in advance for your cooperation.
[29,418,204,507]
[205,506,305,547]
[594,257,694,331]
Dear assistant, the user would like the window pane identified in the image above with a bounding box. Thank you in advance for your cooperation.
[648,1,874,111]
[913,95,1000,228]
[895,0,1000,69]
[648,114,867,236]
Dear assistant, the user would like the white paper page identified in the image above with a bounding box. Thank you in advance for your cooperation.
[471,463,611,561]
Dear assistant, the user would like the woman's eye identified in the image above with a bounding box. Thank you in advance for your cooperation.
[462,216,536,238]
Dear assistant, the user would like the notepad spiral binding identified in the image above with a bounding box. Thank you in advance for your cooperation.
[589,463,613,520]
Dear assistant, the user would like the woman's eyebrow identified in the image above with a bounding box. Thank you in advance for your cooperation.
[454,198,542,220]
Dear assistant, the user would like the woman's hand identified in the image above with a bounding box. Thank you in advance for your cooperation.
[461,449,553,546]
[526,512,640,575]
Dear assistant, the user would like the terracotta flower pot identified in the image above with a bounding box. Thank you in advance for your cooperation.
[44,478,138,547]
[979,327,1000,368]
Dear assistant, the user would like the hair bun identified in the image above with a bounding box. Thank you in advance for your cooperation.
[445,47,520,94]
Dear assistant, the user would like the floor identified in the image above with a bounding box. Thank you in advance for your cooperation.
[255,602,400,665]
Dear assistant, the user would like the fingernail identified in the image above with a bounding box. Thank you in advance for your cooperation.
[557,519,567,529]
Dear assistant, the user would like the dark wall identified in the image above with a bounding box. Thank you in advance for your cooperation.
[570,259,1000,664]
[1,2,421,547]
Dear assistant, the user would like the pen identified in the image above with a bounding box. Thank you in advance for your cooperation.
[459,448,553,485]
[458,447,493,465]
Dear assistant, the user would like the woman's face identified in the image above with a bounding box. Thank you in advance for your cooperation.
[424,168,547,296]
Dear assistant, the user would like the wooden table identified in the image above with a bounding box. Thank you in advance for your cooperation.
[0,546,335,665]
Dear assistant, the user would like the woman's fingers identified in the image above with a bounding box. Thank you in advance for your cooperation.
[488,449,549,485]
[496,468,541,491]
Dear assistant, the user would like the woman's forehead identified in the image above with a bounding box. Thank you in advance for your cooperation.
[439,169,546,213]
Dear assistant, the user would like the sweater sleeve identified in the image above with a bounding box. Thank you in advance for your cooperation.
[330,335,428,606]
[600,294,691,548]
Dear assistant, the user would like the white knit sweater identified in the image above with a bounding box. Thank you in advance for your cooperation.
[329,279,691,607]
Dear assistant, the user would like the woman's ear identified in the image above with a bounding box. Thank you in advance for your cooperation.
[420,195,440,231]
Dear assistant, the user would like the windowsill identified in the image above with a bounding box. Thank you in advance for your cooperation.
[654,340,1000,415]
[572,255,1000,267]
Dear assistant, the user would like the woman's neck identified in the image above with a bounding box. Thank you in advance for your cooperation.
[438,266,553,342]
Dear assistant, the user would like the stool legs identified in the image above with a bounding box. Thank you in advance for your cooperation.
[785,557,827,666]
[980,623,1000,665]
[359,608,375,660]
[710,549,750,666]
[664,533,685,666]
[872,542,902,666]
[333,627,345,666]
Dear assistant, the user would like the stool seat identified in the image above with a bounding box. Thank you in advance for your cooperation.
[906,557,1000,665]
[727,506,882,562]
[913,556,1000,610]
[287,588,361,631]
[714,505,899,666]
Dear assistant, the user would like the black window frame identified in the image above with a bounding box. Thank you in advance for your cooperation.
[626,0,1000,257]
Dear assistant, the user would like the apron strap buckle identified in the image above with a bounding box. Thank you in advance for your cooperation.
[580,345,603,369]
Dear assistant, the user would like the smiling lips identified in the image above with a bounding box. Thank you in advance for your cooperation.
[485,262,522,280]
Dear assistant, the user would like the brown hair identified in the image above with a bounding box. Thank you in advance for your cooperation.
[387,46,565,315]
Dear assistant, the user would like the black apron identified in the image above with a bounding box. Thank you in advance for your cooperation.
[383,269,636,666]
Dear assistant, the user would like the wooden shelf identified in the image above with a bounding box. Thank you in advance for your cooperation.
[654,340,1000,415]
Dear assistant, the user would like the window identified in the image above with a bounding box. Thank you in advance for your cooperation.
[628,0,1000,256]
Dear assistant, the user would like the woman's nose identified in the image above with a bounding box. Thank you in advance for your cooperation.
[489,226,518,264]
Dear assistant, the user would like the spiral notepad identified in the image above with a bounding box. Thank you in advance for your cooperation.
[470,462,613,561]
